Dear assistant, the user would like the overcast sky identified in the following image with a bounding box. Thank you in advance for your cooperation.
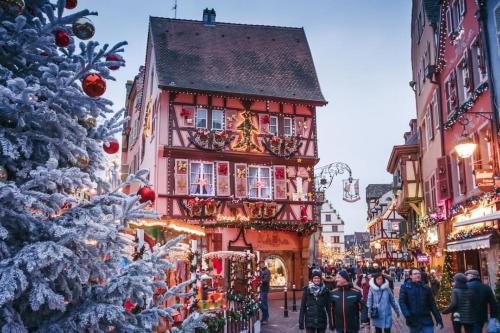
[87,0,416,234]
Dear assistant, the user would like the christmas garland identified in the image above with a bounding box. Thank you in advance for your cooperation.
[443,82,489,129]
[203,251,256,261]
[262,135,302,158]
[450,187,500,217]
[202,220,317,235]
[188,129,234,152]
[226,293,261,319]
[420,214,446,228]
[447,225,498,242]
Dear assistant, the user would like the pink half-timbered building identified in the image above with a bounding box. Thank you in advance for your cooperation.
[121,10,326,288]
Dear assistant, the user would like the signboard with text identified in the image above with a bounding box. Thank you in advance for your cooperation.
[475,169,495,191]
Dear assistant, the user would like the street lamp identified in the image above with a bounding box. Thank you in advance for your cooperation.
[455,135,477,159]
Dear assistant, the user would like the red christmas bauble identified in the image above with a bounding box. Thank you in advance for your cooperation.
[103,139,119,154]
[106,54,122,70]
[82,73,106,98]
[54,31,70,48]
[64,0,77,9]
[137,186,155,204]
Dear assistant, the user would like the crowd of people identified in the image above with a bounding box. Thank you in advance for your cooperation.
[293,262,499,333]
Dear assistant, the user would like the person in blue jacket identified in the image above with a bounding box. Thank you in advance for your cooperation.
[367,273,400,333]
[399,268,443,333]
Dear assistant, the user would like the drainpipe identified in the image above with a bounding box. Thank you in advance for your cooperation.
[477,2,500,176]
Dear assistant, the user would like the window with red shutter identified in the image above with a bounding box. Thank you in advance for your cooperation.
[216,161,230,196]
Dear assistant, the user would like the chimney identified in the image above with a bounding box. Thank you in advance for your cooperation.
[202,8,216,26]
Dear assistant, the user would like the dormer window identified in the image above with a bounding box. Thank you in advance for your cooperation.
[283,117,293,137]
[212,109,224,130]
[196,108,208,128]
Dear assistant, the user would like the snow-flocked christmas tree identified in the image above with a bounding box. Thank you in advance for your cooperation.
[0,1,205,331]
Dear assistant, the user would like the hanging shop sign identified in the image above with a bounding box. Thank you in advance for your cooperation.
[475,169,495,191]
[416,254,430,263]
[343,178,361,202]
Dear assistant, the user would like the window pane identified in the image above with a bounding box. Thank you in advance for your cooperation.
[284,118,292,136]
[212,110,223,130]
[203,163,213,195]
[269,117,278,135]
[196,109,207,128]
[190,162,201,194]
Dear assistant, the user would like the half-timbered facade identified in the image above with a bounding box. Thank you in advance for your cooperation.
[121,10,326,289]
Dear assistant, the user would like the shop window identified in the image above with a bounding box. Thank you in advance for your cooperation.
[196,108,208,129]
[190,161,214,195]
[212,109,224,130]
[269,116,278,135]
[264,255,287,288]
[248,166,271,199]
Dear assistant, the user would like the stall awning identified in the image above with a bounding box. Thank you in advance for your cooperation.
[454,211,500,227]
[446,234,493,252]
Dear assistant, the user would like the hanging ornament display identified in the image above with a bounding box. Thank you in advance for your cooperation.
[64,0,77,9]
[103,139,119,154]
[82,73,106,98]
[0,165,8,182]
[0,0,24,16]
[232,110,262,152]
[72,17,95,40]
[137,186,155,204]
[54,31,70,48]
[106,54,122,70]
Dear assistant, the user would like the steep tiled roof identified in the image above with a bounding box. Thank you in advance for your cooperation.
[365,184,393,201]
[149,17,326,104]
[423,0,440,25]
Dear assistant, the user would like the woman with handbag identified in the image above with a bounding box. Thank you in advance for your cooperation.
[442,273,477,333]
[367,273,400,333]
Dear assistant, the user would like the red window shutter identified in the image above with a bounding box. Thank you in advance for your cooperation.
[234,163,247,198]
[436,156,451,202]
[216,161,230,196]
[175,105,195,127]
[273,165,287,200]
[174,159,189,195]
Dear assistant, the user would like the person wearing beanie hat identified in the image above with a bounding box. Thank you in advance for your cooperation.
[299,268,330,332]
[442,273,476,332]
[329,270,363,332]
[399,268,443,333]
[465,270,498,333]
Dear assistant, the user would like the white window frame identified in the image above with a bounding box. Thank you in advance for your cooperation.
[283,117,293,137]
[325,214,331,222]
[446,8,453,36]
[444,71,457,117]
[195,108,208,129]
[458,53,472,101]
[189,161,214,196]
[211,109,224,130]
[472,37,488,85]
[432,91,440,130]
[269,116,278,136]
[247,166,272,199]
[425,108,433,142]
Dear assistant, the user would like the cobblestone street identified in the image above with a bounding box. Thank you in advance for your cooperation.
[261,283,455,333]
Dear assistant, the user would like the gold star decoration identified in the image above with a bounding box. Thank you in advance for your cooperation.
[297,158,302,163]
[306,166,312,172]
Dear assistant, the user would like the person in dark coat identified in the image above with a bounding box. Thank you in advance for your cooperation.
[429,269,440,298]
[324,273,336,291]
[329,270,363,333]
[299,269,331,333]
[442,273,476,333]
[399,268,443,333]
[259,261,270,324]
[465,270,498,333]
[356,274,370,326]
